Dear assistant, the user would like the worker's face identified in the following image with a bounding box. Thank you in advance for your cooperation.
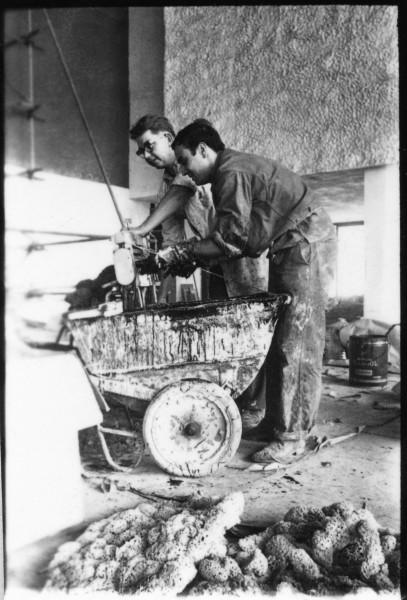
[135,130,175,169]
[174,143,213,185]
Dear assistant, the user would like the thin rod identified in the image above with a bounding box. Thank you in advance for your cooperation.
[28,10,36,171]
[29,237,110,248]
[42,8,124,227]
[191,271,200,300]
[7,227,109,239]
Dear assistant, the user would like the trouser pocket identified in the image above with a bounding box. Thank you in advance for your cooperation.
[269,240,312,268]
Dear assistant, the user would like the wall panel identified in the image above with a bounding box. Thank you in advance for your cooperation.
[164,6,398,174]
[5,8,129,187]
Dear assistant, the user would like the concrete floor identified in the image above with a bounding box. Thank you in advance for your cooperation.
[6,366,401,595]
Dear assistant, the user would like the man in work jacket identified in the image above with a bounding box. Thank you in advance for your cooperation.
[129,114,268,302]
[158,120,337,464]
[129,114,268,423]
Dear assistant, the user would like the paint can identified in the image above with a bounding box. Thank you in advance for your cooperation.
[348,335,388,386]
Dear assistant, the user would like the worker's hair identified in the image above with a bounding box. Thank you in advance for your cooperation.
[129,115,175,139]
[172,119,225,153]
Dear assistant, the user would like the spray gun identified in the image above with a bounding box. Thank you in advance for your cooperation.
[111,220,159,309]
[112,219,139,286]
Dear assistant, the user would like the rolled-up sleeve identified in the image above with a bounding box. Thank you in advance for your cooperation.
[209,171,252,258]
[161,214,186,248]
[171,173,196,191]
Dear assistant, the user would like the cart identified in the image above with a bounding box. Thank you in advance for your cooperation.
[65,292,290,477]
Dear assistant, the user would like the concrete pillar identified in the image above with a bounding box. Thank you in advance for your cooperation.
[129,7,165,202]
[364,164,400,323]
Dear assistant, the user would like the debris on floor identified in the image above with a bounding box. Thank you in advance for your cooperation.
[44,493,400,596]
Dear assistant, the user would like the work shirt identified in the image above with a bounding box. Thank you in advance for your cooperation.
[206,150,337,427]
[157,161,269,296]
[209,148,329,258]
[158,164,215,247]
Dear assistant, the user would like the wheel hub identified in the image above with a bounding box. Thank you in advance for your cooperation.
[143,378,242,477]
[183,421,202,437]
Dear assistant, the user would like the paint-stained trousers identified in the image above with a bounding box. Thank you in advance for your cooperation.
[239,208,337,440]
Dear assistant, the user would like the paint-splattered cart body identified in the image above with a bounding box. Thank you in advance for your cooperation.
[66,293,290,477]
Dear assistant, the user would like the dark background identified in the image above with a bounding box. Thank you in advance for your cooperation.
[4,7,130,187]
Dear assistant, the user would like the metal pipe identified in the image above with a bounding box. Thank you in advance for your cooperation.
[7,227,109,240]
[27,10,36,172]
[28,238,110,248]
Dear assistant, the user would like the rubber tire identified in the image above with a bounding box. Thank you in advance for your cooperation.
[143,378,242,477]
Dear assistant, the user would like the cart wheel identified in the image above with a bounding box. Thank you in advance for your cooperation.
[143,378,242,477]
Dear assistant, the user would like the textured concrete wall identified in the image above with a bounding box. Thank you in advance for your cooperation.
[164,6,398,173]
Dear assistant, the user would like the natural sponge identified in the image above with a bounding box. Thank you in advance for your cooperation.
[45,492,244,595]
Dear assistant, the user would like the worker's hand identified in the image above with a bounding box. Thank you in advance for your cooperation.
[137,255,160,274]
[111,228,134,246]
[130,224,150,238]
[112,228,150,251]
[166,262,198,278]
[155,240,199,278]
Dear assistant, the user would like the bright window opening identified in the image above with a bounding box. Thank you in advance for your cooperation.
[335,222,365,298]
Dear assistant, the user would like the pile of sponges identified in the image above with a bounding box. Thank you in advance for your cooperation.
[44,492,244,595]
[44,496,400,596]
[212,501,399,596]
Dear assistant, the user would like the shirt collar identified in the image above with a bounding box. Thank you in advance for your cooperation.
[209,149,227,183]
[164,162,179,179]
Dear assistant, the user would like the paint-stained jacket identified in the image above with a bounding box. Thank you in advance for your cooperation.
[209,148,330,258]
[159,161,269,295]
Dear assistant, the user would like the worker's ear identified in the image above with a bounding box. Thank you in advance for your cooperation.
[163,131,174,144]
[197,142,207,157]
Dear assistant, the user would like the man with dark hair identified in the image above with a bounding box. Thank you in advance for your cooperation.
[128,114,269,301]
[129,115,269,422]
[158,120,336,464]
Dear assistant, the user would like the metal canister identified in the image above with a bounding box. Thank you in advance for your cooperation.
[122,282,139,312]
[348,335,388,386]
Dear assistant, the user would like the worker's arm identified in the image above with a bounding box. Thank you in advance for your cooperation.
[155,236,225,278]
[190,238,225,260]
[208,171,252,258]
[130,185,193,237]
[154,171,253,275]
[155,172,252,274]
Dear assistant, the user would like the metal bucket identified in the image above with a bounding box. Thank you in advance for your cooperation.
[348,335,388,386]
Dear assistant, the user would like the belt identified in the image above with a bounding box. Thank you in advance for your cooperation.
[270,206,334,254]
